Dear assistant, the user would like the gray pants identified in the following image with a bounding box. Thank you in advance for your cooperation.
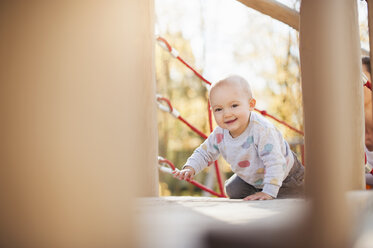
[225,152,305,199]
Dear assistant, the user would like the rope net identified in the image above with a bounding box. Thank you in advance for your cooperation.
[156,36,373,196]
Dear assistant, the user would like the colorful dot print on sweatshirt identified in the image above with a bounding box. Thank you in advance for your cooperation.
[212,133,223,152]
[241,135,254,149]
[270,178,278,185]
[216,133,223,144]
[256,168,265,174]
[202,144,207,151]
[213,144,219,151]
[238,160,250,168]
[260,143,273,156]
[254,178,263,185]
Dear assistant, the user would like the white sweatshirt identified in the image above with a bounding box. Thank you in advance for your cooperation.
[185,111,294,198]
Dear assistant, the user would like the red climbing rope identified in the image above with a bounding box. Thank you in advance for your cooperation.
[158,156,225,197]
[157,35,373,193]
[157,36,304,136]
[156,36,306,197]
[157,36,225,197]
[207,100,225,195]
[156,95,226,196]
[157,36,212,86]
[157,36,303,135]
[156,95,208,139]
[362,72,372,90]
[178,116,208,139]
[364,81,372,90]
[365,153,373,175]
[254,108,304,136]
[158,156,176,171]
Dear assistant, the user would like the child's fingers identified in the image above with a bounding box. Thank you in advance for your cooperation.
[172,170,181,179]
[182,171,189,180]
[172,169,194,181]
[178,172,185,180]
[244,192,273,201]
[189,173,194,181]
[189,174,194,181]
[243,196,250,201]
[185,172,193,181]
[244,194,261,201]
[177,170,187,180]
[244,195,256,201]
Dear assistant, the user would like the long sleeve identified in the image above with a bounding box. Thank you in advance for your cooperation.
[256,127,287,198]
[184,128,221,174]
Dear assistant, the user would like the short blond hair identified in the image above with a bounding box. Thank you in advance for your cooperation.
[209,75,253,99]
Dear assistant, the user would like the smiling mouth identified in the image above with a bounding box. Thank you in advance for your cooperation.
[225,118,237,124]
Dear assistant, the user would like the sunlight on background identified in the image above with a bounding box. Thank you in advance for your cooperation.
[155,0,370,197]
[156,0,369,94]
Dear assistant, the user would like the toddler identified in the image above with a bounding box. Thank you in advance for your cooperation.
[173,75,304,200]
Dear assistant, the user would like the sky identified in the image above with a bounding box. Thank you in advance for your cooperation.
[155,0,369,107]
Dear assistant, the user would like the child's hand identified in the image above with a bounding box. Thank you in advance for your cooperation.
[172,166,195,181]
[243,192,274,201]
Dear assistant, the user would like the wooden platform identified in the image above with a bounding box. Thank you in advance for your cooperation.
[136,192,373,248]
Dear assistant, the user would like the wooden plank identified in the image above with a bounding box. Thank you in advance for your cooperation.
[236,0,299,30]
[237,0,369,55]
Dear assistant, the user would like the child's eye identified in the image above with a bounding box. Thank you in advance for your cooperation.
[232,104,239,108]
[214,108,222,112]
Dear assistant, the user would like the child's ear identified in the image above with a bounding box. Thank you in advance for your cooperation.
[249,98,256,111]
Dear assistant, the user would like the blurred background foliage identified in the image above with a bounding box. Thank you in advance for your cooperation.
[155,0,369,197]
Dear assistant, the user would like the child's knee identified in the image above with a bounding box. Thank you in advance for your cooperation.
[224,181,241,199]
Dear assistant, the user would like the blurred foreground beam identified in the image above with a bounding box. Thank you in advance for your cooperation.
[0,1,157,248]
[300,0,364,247]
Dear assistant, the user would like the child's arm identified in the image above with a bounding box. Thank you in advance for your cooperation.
[175,128,222,181]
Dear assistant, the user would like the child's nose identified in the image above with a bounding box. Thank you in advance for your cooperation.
[223,109,232,117]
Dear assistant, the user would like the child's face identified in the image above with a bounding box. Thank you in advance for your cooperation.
[210,83,256,138]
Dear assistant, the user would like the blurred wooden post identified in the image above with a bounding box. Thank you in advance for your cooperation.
[0,1,157,248]
[299,0,364,247]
